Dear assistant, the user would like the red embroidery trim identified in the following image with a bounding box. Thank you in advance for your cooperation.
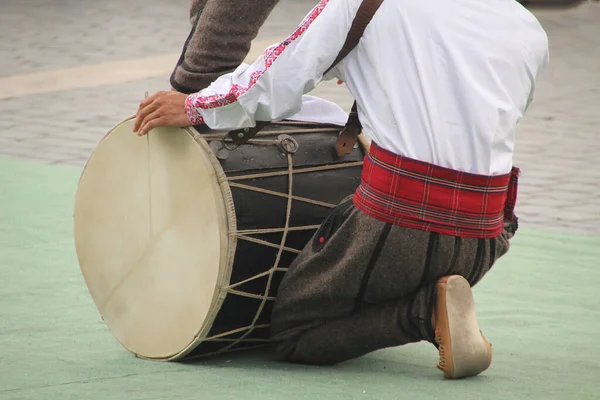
[185,95,204,125]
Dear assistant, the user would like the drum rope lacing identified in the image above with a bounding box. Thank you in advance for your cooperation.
[189,127,369,354]
[207,151,296,351]
[227,161,364,182]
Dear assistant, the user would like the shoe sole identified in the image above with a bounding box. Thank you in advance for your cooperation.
[436,275,492,379]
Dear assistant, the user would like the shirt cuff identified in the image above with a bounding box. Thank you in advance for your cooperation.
[185,93,205,125]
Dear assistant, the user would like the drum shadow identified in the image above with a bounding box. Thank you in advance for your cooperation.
[177,346,445,381]
[179,346,275,367]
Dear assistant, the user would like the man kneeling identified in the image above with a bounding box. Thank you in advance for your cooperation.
[134,0,548,378]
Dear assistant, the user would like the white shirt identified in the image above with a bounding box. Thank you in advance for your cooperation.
[185,0,549,175]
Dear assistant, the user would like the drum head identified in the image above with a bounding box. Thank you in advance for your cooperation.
[74,118,234,360]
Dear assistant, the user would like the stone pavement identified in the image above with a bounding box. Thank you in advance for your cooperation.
[0,0,598,235]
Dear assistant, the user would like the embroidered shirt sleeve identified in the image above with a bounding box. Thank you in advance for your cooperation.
[185,0,359,130]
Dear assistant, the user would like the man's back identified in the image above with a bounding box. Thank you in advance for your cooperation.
[184,0,548,176]
[332,0,549,175]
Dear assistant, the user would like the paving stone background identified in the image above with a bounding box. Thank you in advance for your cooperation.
[0,0,598,235]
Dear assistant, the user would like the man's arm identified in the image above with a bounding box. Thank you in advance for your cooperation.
[185,0,360,130]
[170,0,280,94]
[134,0,360,136]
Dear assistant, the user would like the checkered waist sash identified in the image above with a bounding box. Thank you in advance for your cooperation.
[353,142,519,238]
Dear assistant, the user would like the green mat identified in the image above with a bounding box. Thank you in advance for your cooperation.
[1,157,599,400]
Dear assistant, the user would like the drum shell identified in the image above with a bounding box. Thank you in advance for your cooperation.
[74,119,366,360]
[188,124,365,357]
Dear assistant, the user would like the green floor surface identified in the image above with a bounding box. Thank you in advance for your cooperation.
[1,157,599,400]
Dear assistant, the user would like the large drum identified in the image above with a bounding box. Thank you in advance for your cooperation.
[74,117,366,361]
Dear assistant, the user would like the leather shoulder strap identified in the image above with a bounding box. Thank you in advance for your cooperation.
[324,0,384,76]
[330,0,384,156]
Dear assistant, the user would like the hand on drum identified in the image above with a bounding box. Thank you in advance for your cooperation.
[133,91,191,136]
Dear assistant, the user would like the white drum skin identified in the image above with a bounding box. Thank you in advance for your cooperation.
[74,118,234,360]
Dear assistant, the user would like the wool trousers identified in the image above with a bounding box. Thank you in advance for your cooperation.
[270,198,513,365]
[170,0,280,93]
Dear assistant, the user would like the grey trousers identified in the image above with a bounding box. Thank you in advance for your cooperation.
[170,0,280,93]
[270,198,512,365]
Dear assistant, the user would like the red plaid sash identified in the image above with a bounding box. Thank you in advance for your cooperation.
[353,142,520,238]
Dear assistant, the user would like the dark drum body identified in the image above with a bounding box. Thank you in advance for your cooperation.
[190,121,366,357]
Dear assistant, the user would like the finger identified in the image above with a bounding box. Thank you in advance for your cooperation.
[133,92,165,131]
[139,91,164,110]
[133,102,151,132]
[136,109,162,136]
[135,93,157,117]
[134,102,160,132]
[139,116,166,137]
[133,113,142,133]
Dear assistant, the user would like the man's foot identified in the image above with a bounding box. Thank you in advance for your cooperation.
[434,275,492,379]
